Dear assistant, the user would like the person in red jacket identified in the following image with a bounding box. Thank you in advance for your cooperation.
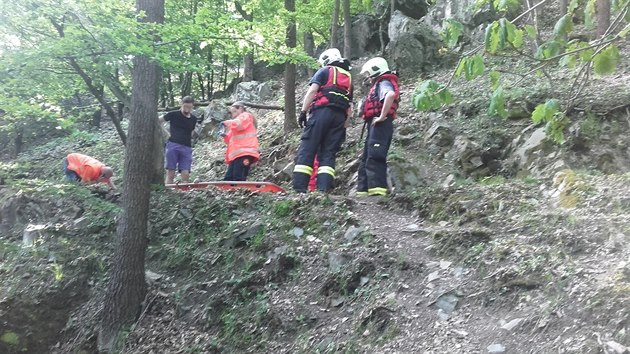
[63,153,116,189]
[222,102,260,181]
[357,57,400,196]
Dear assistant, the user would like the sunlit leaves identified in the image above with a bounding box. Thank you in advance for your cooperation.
[484,19,523,54]
[441,19,464,48]
[531,99,567,143]
[488,86,508,119]
[412,80,453,111]
[454,54,485,80]
[593,45,620,75]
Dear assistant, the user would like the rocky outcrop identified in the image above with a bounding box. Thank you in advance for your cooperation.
[387,11,442,73]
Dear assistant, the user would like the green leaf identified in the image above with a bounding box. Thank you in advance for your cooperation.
[618,23,630,38]
[532,99,561,124]
[1,331,19,346]
[488,87,508,119]
[524,24,537,39]
[413,80,453,111]
[593,45,620,75]
[560,54,577,68]
[511,28,524,48]
[489,70,501,90]
[442,19,464,48]
[553,14,574,37]
[454,58,466,78]
[567,0,580,13]
[464,54,485,80]
[485,22,501,54]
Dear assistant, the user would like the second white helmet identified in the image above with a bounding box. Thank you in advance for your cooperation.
[361,57,390,78]
[318,48,343,66]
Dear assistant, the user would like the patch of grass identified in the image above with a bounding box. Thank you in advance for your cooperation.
[478,175,506,185]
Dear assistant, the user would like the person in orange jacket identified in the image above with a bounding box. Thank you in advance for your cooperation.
[63,153,116,189]
[222,102,260,181]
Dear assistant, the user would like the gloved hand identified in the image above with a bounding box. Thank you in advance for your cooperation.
[298,110,307,128]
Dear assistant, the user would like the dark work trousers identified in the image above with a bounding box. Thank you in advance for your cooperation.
[357,116,394,196]
[293,107,346,193]
[224,156,254,181]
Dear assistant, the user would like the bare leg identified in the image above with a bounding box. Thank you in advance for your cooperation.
[180,170,190,183]
[166,170,176,184]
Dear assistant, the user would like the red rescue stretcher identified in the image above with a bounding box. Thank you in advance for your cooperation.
[165,181,286,193]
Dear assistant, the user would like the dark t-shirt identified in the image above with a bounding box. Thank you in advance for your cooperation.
[164,110,197,147]
[309,67,329,86]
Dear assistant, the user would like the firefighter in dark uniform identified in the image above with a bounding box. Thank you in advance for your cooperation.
[357,57,400,196]
[293,48,353,193]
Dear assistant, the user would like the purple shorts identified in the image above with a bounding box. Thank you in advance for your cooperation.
[164,141,193,172]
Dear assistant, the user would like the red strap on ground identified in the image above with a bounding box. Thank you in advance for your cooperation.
[165,181,286,193]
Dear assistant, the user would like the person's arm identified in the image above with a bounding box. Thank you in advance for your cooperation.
[301,84,320,113]
[107,179,116,190]
[371,91,396,125]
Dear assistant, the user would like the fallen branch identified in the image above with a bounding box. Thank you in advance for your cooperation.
[225,101,284,111]
[159,101,284,112]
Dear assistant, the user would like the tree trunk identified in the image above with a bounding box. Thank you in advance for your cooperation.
[167,73,175,107]
[284,0,298,133]
[597,0,611,37]
[13,127,23,158]
[98,0,164,351]
[331,0,340,47]
[222,54,229,90]
[197,72,205,101]
[151,121,167,185]
[303,31,315,77]
[92,107,102,128]
[342,0,351,59]
[559,0,568,16]
[243,53,254,82]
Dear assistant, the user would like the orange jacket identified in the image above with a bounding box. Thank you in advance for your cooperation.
[66,153,109,183]
[223,112,260,164]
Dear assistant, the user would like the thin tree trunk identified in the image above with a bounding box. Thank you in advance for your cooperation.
[13,127,23,158]
[98,0,164,351]
[92,107,102,128]
[167,73,174,107]
[342,0,351,59]
[222,54,229,90]
[284,0,298,132]
[560,0,568,16]
[243,53,254,82]
[304,31,315,77]
[331,0,340,48]
[207,47,213,98]
[197,73,205,101]
[597,0,611,37]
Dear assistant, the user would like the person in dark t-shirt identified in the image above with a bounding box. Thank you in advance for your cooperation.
[159,96,198,184]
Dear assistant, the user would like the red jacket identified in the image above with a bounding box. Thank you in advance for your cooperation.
[312,66,352,111]
[362,73,400,120]
[223,112,260,164]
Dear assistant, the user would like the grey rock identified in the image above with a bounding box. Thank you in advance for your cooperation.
[386,12,442,73]
[234,81,272,102]
[487,344,506,353]
[328,252,350,273]
[145,270,163,283]
[392,0,430,19]
[291,227,304,238]
[344,226,363,242]
[435,292,459,314]
[23,224,48,246]
[402,223,421,233]
[501,317,524,331]
[606,341,629,354]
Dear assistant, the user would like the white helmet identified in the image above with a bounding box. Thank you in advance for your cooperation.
[361,57,390,78]
[318,48,342,66]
